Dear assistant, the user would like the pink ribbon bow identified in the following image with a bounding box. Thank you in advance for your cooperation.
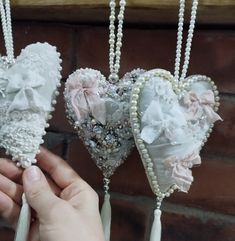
[164,153,201,192]
[66,74,106,125]
[184,90,222,124]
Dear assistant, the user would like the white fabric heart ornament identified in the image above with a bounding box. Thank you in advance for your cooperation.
[130,69,222,240]
[0,42,62,167]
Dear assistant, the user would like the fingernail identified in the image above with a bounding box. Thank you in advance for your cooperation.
[25,166,41,182]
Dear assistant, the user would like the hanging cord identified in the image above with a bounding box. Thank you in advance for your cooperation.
[101,177,111,241]
[174,0,199,82]
[108,0,126,83]
[0,0,14,64]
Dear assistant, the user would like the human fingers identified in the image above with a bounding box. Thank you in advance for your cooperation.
[0,190,20,227]
[0,173,23,204]
[28,219,40,241]
[45,174,61,196]
[60,180,99,210]
[36,147,86,189]
[23,166,61,218]
[0,158,23,183]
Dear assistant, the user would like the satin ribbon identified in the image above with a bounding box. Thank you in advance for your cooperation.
[184,90,222,124]
[140,100,186,144]
[66,73,106,125]
[6,67,51,113]
[164,153,201,192]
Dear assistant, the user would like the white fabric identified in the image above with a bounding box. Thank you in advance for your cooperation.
[101,193,111,241]
[150,209,162,241]
[14,194,31,241]
[133,69,221,193]
[0,42,62,167]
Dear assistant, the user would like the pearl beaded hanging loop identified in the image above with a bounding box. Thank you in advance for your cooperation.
[0,0,14,64]
[108,0,126,83]
[174,0,198,83]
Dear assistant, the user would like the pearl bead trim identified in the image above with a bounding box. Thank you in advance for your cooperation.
[5,45,62,168]
[130,69,221,208]
[183,75,220,148]
[130,69,178,208]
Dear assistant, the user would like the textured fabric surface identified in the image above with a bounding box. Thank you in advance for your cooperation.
[0,42,62,167]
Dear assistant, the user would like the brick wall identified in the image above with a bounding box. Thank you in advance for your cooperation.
[0,21,235,241]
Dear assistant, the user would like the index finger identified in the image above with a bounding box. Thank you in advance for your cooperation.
[35,146,86,189]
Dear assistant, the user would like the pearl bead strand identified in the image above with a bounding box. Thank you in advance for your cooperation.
[130,70,178,208]
[0,0,14,64]
[174,0,199,83]
[108,0,126,83]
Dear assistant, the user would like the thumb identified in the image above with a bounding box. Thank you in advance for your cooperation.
[23,166,59,218]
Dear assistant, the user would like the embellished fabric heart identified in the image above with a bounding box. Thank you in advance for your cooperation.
[0,42,62,168]
[64,68,145,178]
[130,69,222,195]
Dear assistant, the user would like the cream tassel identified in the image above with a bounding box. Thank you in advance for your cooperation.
[101,178,111,241]
[101,193,111,241]
[14,193,31,241]
[150,209,162,241]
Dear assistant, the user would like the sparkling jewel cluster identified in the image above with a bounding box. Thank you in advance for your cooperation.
[65,68,144,178]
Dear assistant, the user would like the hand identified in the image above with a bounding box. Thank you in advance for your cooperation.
[0,147,105,241]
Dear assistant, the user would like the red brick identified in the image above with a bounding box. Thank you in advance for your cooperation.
[49,83,74,132]
[76,27,235,94]
[108,195,153,241]
[0,22,75,78]
[203,96,235,157]
[162,211,235,241]
[66,131,235,216]
[169,157,235,216]
[67,139,151,196]
[68,139,103,187]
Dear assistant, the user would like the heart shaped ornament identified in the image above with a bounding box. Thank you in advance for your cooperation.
[64,68,145,178]
[0,42,62,168]
[130,69,222,240]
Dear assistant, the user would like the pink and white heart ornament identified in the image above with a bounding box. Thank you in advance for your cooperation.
[64,1,145,240]
[130,1,222,241]
[64,67,145,239]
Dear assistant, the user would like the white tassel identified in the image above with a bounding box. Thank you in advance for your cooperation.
[14,193,31,241]
[150,209,162,241]
[101,193,111,241]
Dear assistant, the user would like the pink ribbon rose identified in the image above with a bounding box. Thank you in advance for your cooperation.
[164,152,201,192]
[184,90,222,124]
[66,73,106,125]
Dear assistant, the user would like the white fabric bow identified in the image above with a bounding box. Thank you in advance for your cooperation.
[6,67,50,113]
[140,100,186,144]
